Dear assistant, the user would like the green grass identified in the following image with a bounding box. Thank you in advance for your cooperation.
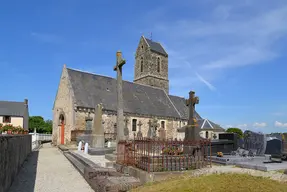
[132,173,287,192]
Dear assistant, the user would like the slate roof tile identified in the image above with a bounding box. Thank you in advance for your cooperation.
[0,101,27,117]
[144,37,168,57]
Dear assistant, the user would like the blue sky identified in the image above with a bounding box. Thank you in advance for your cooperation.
[0,0,287,133]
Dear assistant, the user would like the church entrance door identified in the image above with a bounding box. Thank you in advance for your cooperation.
[59,114,65,145]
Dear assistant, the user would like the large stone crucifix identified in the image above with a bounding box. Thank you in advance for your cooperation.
[185,91,200,141]
[114,51,126,149]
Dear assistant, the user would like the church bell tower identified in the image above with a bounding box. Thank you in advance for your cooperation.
[134,36,169,94]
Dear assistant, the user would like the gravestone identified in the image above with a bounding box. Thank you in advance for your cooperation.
[185,91,200,141]
[265,137,282,156]
[88,104,114,155]
[244,130,267,155]
[124,116,129,140]
[147,119,156,139]
[136,121,143,138]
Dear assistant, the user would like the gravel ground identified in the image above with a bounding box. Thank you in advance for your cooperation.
[9,143,94,192]
[190,165,287,182]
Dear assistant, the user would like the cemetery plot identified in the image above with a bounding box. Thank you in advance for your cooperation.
[116,138,211,172]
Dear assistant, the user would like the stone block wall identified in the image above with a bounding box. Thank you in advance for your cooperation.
[0,135,32,192]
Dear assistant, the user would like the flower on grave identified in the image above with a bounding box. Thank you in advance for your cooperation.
[217,152,223,157]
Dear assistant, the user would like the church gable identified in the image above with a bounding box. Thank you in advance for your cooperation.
[66,68,181,118]
[53,65,75,110]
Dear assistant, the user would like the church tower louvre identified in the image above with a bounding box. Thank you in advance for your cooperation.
[133,36,169,94]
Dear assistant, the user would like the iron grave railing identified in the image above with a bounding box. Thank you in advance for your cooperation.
[117,137,211,172]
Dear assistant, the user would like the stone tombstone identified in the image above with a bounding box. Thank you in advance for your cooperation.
[92,103,105,148]
[185,91,200,141]
[147,119,157,139]
[124,116,129,140]
[158,127,166,140]
[137,121,143,138]
[265,137,282,156]
[243,130,267,155]
[152,117,159,138]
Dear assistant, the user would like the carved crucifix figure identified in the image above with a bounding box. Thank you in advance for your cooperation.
[114,51,126,151]
[185,91,200,141]
[137,120,143,138]
[147,119,155,138]
[124,116,129,140]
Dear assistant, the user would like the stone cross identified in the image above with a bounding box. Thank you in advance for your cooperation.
[113,51,126,152]
[137,121,143,138]
[124,116,129,140]
[185,91,200,141]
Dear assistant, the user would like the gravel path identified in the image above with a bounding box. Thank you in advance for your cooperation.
[9,143,94,192]
[190,165,287,182]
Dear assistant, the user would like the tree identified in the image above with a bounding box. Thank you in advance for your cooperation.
[226,127,243,138]
[29,116,52,133]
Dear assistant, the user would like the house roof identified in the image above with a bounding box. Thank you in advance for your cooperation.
[177,118,225,132]
[67,68,201,119]
[0,101,28,117]
[143,37,168,57]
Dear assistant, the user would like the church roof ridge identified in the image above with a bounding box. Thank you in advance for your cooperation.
[66,67,170,92]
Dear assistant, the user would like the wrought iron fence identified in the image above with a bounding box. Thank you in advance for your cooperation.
[117,137,211,172]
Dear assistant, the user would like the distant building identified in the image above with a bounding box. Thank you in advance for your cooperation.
[0,99,29,129]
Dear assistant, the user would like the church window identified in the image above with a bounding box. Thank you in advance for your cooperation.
[205,131,208,139]
[157,57,160,73]
[132,119,137,131]
[161,121,165,129]
[140,57,143,72]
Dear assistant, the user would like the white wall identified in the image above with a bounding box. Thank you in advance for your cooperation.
[0,116,24,127]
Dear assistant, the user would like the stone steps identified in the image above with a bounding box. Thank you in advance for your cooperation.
[62,149,141,191]
[64,152,86,175]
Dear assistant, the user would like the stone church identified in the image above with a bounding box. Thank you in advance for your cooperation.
[52,36,225,145]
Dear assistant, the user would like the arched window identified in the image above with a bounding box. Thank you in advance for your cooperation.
[157,57,160,73]
[140,57,143,72]
[205,131,208,139]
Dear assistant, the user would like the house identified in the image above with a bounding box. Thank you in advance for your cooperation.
[0,99,29,129]
[52,36,224,145]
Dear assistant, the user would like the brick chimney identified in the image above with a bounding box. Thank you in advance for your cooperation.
[24,99,28,105]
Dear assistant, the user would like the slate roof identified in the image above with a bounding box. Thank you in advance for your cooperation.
[67,68,181,118]
[66,68,224,132]
[144,37,168,57]
[0,101,27,117]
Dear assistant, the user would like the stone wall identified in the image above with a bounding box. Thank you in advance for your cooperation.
[73,110,184,140]
[0,135,32,192]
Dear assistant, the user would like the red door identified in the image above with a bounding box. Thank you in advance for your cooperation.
[61,123,65,144]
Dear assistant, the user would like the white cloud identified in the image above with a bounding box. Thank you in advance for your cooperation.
[253,122,267,127]
[237,124,248,129]
[272,112,286,116]
[195,72,216,91]
[147,1,287,89]
[274,121,287,128]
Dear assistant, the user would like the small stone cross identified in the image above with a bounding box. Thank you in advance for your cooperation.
[124,117,129,140]
[137,121,143,138]
[185,90,200,141]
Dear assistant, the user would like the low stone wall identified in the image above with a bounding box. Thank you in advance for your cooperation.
[0,135,32,192]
